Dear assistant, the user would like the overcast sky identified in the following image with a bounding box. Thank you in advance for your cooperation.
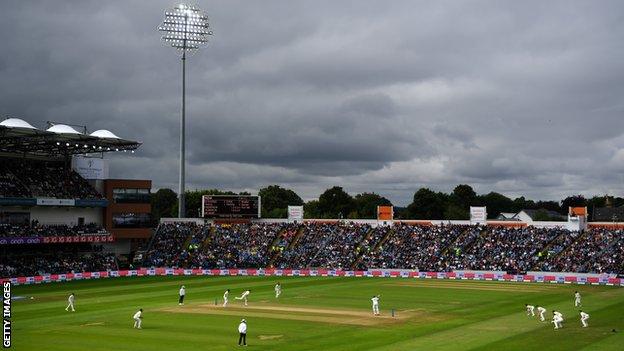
[1,1,623,205]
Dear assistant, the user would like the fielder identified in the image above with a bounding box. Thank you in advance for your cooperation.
[133,308,143,329]
[371,295,380,316]
[525,304,535,317]
[580,310,589,328]
[179,285,186,305]
[275,282,282,298]
[65,293,75,312]
[235,289,251,306]
[223,289,230,307]
[537,306,546,322]
[552,311,564,329]
[574,291,582,307]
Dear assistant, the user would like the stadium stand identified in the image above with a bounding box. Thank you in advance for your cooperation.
[139,222,624,275]
[358,224,470,271]
[0,157,102,199]
[541,228,624,274]
[1,248,117,277]
[0,117,143,279]
[443,226,564,272]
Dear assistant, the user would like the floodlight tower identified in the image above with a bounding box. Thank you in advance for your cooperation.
[158,4,212,218]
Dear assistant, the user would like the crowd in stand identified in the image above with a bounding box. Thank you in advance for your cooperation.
[140,222,624,274]
[142,222,296,269]
[360,224,468,271]
[1,251,117,277]
[588,229,624,274]
[274,223,337,269]
[544,228,623,273]
[449,227,564,272]
[143,222,201,267]
[308,223,371,269]
[0,158,101,199]
[0,172,29,198]
[0,222,108,237]
[272,223,370,269]
[354,225,392,269]
[5,222,623,278]
[199,223,288,268]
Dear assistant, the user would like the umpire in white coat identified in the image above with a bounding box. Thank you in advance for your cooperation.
[238,319,247,346]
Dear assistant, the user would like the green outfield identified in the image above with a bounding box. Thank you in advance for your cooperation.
[9,276,624,350]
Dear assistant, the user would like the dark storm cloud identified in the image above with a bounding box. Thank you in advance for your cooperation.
[1,0,624,205]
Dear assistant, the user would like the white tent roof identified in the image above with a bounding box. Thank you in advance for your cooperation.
[0,117,141,156]
[90,129,120,139]
[0,118,37,129]
[46,124,82,135]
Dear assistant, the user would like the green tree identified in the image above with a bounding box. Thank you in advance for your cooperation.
[451,184,477,208]
[406,188,448,219]
[303,200,321,219]
[476,192,514,218]
[258,185,304,218]
[532,209,565,222]
[561,195,587,213]
[512,196,536,212]
[318,186,355,218]
[444,204,469,220]
[535,200,561,213]
[393,206,408,219]
[587,196,607,221]
[150,188,177,221]
[266,207,288,218]
[353,193,392,219]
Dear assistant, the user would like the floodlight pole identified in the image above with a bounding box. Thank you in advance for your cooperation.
[179,15,187,219]
[159,5,212,218]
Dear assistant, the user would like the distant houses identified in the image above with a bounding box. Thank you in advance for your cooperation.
[496,209,566,222]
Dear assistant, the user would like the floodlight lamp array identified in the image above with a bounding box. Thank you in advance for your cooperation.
[158,4,212,52]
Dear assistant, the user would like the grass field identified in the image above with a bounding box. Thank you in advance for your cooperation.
[10,276,624,350]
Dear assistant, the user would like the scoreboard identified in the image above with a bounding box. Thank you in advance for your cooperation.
[201,195,261,219]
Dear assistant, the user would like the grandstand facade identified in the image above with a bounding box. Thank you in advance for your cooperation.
[0,117,150,278]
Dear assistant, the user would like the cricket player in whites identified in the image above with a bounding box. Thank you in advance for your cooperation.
[179,285,186,305]
[579,310,590,328]
[65,293,75,312]
[235,289,251,306]
[275,282,282,298]
[537,306,547,322]
[133,308,143,329]
[371,295,380,316]
[525,304,535,317]
[552,311,564,330]
[574,291,582,307]
[223,289,230,307]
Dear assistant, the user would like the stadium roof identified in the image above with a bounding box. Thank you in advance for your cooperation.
[0,118,142,157]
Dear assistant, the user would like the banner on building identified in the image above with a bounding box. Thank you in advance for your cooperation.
[36,198,75,206]
[72,156,109,180]
[288,206,304,222]
[470,206,487,224]
[39,235,114,244]
[0,236,42,245]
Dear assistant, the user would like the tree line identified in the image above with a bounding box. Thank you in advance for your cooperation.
[150,184,623,221]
